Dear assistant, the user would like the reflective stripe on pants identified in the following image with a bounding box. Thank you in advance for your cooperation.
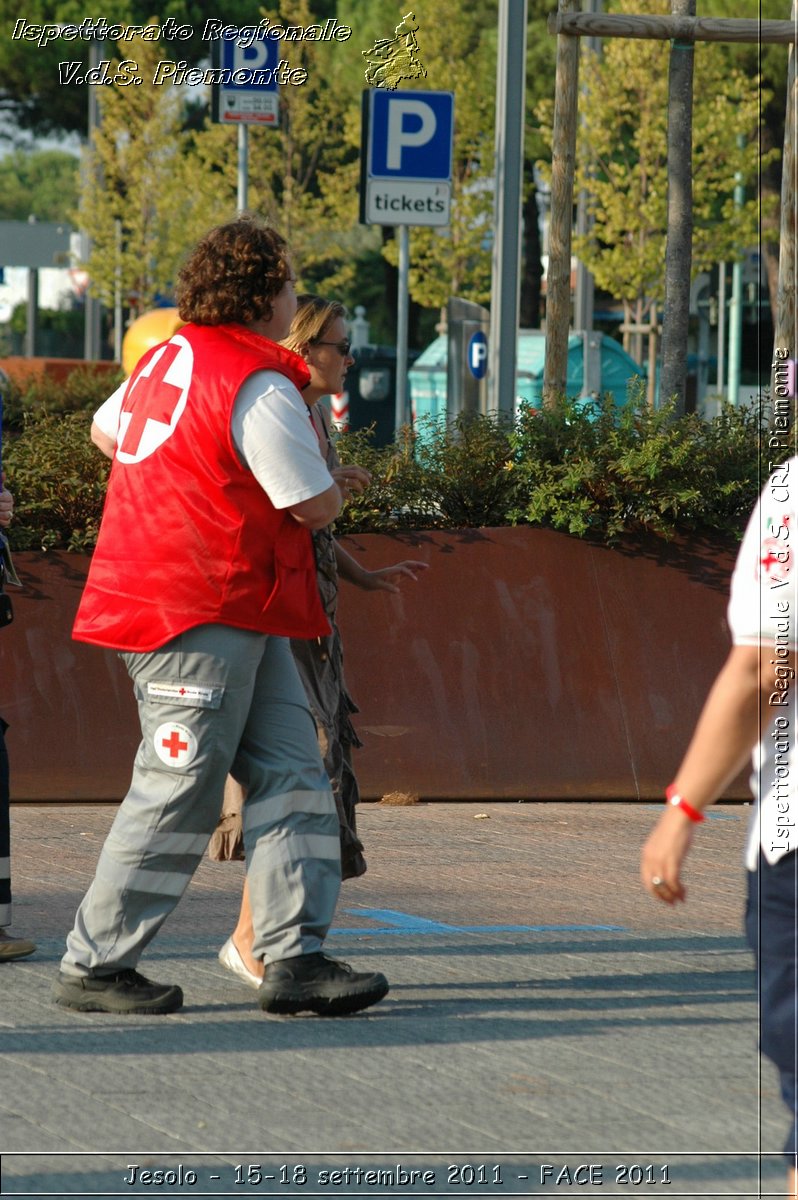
[62,625,340,976]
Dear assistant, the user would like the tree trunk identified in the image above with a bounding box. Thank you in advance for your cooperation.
[543,0,580,405]
[658,0,695,416]
[761,219,780,326]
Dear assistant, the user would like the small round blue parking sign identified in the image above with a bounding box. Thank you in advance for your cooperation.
[468,331,488,379]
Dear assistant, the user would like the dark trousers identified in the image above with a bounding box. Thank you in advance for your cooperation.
[746,851,798,1159]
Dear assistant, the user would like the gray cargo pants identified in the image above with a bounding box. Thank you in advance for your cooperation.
[61,624,341,977]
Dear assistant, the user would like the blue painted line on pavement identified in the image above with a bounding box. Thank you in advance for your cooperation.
[347,907,457,932]
[329,907,626,937]
[644,805,740,819]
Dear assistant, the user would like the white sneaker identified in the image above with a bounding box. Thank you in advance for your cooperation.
[218,937,262,988]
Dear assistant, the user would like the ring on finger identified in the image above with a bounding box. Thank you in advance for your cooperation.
[651,876,665,888]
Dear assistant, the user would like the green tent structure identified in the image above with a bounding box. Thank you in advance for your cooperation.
[408,330,647,422]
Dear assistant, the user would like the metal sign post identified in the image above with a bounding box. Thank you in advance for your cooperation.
[237,125,249,213]
[211,33,280,212]
[360,89,454,433]
[488,0,528,415]
[395,226,410,432]
[84,36,103,362]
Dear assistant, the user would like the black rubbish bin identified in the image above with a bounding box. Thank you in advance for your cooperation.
[344,346,419,446]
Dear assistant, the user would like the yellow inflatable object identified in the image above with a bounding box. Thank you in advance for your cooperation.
[122,308,185,376]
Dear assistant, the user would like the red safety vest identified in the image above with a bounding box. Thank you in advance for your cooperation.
[73,323,330,651]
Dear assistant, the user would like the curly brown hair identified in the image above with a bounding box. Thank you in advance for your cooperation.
[175,215,291,326]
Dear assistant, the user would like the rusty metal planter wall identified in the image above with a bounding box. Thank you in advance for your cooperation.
[4,528,746,802]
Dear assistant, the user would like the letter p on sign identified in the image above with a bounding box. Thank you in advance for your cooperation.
[233,40,270,72]
[468,331,488,379]
[387,99,437,170]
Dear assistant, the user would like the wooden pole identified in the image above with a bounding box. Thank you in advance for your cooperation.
[543,0,580,407]
[772,3,797,406]
[547,13,797,44]
[659,0,695,415]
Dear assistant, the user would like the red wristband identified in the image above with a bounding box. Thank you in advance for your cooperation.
[666,785,705,823]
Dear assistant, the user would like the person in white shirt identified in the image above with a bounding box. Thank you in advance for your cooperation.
[641,457,798,1196]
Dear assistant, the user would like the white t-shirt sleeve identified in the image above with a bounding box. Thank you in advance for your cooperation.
[93,381,128,439]
[728,457,798,647]
[231,371,334,509]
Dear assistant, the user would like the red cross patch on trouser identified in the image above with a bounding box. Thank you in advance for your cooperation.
[153,721,197,768]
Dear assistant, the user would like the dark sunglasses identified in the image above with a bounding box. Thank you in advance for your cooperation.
[313,339,352,356]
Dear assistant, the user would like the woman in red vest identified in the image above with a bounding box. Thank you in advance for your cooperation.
[56,217,389,1018]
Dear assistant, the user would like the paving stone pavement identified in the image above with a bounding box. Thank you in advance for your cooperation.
[0,800,790,1199]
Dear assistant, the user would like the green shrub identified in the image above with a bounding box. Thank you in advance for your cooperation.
[506,386,766,541]
[4,411,110,552]
[333,415,519,533]
[331,424,433,533]
[2,364,124,431]
[335,389,765,542]
[8,304,86,359]
[1,383,768,552]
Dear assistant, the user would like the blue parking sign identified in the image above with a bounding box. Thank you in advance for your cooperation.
[211,33,279,125]
[220,34,278,90]
[369,90,454,181]
[361,89,453,227]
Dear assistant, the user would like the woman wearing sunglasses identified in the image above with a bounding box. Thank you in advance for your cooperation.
[215,294,428,988]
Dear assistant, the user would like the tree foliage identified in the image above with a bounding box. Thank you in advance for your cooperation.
[174,0,368,296]
[701,0,790,320]
[0,0,266,139]
[535,0,776,332]
[0,149,79,221]
[78,34,199,311]
[22,1,558,343]
[378,0,499,309]
[76,4,378,310]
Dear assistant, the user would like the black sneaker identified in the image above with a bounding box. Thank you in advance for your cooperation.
[53,969,183,1015]
[258,952,389,1016]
